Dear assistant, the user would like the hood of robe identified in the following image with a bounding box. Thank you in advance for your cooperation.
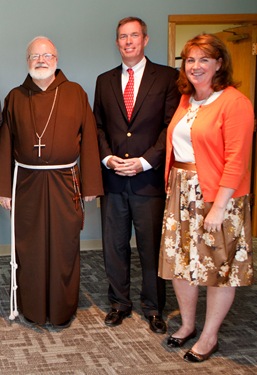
[21,69,68,93]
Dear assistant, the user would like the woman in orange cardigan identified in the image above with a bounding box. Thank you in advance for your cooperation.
[158,34,254,362]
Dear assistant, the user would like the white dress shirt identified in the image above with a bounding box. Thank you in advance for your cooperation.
[103,56,152,171]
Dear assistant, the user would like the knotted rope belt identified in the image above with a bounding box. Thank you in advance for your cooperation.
[9,160,77,320]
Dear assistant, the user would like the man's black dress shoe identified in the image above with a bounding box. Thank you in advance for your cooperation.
[167,328,197,348]
[104,308,131,327]
[147,315,166,334]
[184,342,219,363]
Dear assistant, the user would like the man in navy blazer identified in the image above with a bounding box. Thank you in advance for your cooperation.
[94,16,180,334]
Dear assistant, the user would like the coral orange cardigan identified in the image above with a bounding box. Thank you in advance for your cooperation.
[165,86,254,202]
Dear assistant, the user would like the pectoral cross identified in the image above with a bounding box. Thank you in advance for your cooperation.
[34,137,46,157]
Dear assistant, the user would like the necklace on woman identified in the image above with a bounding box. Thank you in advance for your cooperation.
[33,87,58,157]
[186,91,213,123]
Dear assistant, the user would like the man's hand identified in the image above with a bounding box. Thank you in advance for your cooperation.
[107,156,143,176]
[0,197,12,210]
[84,196,96,202]
[115,157,143,176]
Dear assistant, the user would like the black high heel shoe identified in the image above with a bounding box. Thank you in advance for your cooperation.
[184,342,219,362]
[167,328,197,348]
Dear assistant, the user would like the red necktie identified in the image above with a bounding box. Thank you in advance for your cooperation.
[123,68,134,121]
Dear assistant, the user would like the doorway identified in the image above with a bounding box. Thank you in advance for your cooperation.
[168,14,257,234]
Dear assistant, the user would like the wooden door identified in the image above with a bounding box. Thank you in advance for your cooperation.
[215,26,257,234]
[215,26,257,101]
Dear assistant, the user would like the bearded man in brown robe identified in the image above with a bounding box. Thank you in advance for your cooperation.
[0,36,103,327]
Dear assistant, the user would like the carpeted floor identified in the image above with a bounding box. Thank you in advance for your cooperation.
[0,240,256,375]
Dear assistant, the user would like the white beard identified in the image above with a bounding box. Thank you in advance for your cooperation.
[29,63,56,81]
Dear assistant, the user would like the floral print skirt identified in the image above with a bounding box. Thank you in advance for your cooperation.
[158,166,253,287]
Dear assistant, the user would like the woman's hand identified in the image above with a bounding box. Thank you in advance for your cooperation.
[203,187,235,232]
[204,205,225,232]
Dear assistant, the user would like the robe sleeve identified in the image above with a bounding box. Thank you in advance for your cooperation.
[0,94,13,198]
[79,91,104,197]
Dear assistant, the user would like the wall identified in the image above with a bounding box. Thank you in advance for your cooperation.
[0,0,256,250]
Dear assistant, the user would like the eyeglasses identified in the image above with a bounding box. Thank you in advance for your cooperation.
[28,53,56,61]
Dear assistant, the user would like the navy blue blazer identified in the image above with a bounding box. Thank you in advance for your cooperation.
[93,58,180,196]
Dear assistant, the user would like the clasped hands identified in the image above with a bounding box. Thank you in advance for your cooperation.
[107,155,143,176]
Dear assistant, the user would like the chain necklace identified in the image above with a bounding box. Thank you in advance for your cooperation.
[186,91,214,124]
[33,87,58,157]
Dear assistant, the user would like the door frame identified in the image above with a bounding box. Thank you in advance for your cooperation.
[168,14,257,67]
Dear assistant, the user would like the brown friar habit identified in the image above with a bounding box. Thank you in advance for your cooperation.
[0,69,103,325]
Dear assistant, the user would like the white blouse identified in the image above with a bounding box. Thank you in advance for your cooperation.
[172,91,222,162]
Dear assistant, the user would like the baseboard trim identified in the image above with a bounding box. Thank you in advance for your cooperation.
[80,239,103,251]
[0,244,11,256]
[0,237,137,256]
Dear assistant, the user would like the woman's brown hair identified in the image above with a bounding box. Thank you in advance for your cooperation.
[177,33,238,95]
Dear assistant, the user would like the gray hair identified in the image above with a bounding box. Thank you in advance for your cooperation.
[26,36,58,59]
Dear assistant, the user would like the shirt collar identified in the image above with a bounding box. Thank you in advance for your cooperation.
[122,56,146,74]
